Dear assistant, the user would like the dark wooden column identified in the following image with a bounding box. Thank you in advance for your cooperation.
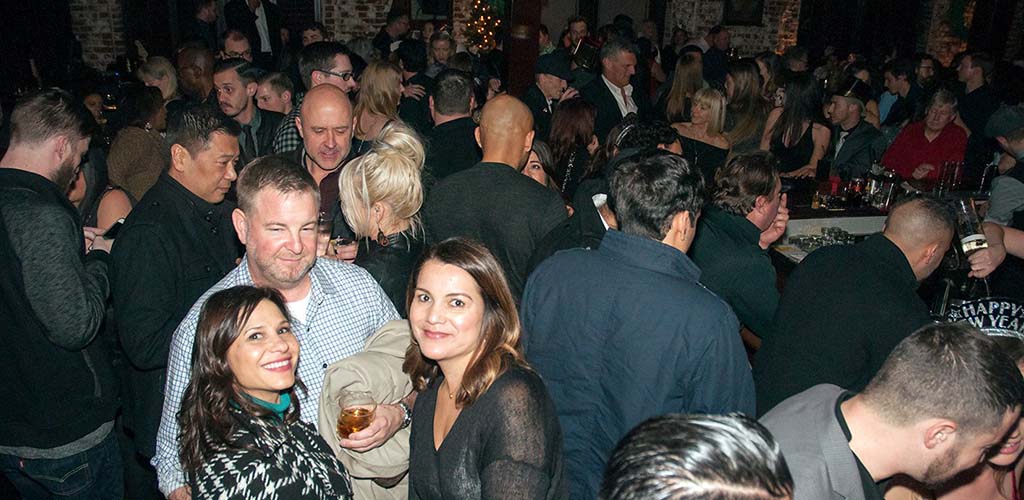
[506,0,542,96]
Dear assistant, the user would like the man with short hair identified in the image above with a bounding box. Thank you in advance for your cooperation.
[396,38,435,137]
[703,26,731,84]
[423,95,566,298]
[522,149,755,500]
[827,77,886,179]
[176,46,217,105]
[214,58,284,166]
[881,59,923,126]
[690,152,788,340]
[300,21,327,46]
[754,196,955,413]
[220,29,254,62]
[522,52,578,142]
[0,89,120,498]
[881,89,968,182]
[373,11,409,60]
[256,71,294,115]
[761,323,1024,500]
[424,32,454,78]
[601,414,794,500]
[181,0,217,50]
[224,0,282,69]
[111,104,242,494]
[915,53,938,90]
[153,156,403,499]
[580,38,651,144]
[423,69,482,181]
[958,51,1004,179]
[273,41,358,154]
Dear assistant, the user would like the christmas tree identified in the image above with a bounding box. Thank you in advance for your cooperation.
[464,0,502,51]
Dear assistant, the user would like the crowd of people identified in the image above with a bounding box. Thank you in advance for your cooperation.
[5,5,1024,500]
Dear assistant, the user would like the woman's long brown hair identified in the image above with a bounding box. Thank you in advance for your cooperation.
[177,286,303,476]
[402,238,529,408]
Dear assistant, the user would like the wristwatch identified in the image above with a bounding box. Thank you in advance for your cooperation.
[396,400,413,430]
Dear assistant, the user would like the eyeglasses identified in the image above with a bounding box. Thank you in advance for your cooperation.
[224,50,252,59]
[318,68,355,81]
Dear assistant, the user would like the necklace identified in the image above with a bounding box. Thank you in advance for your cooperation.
[443,379,456,400]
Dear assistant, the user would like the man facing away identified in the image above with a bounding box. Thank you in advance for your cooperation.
[0,89,120,497]
[754,196,955,414]
[761,322,1024,500]
[153,157,404,499]
[521,150,755,500]
[422,94,566,299]
[690,151,788,341]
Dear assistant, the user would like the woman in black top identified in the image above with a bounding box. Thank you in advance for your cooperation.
[656,50,705,123]
[405,238,566,500]
[178,286,352,499]
[349,61,403,161]
[673,87,731,185]
[760,72,831,178]
[338,121,426,316]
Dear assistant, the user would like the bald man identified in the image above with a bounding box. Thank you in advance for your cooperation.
[176,46,216,104]
[754,196,955,415]
[422,95,568,298]
[279,83,358,258]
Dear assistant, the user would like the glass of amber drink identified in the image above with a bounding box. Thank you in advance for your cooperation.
[337,391,376,438]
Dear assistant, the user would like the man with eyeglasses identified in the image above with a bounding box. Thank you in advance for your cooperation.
[273,41,358,155]
[220,29,254,63]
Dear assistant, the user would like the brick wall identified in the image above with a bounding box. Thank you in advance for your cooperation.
[666,0,802,57]
[70,0,125,69]
[325,0,474,45]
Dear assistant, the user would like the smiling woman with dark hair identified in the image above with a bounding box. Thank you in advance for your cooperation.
[177,285,353,499]
[404,238,565,500]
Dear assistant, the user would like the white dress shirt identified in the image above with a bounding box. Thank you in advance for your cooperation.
[254,1,272,53]
[602,75,637,117]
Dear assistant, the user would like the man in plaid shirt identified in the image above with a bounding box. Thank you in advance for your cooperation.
[152,156,403,499]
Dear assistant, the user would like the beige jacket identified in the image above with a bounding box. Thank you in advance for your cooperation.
[318,320,414,500]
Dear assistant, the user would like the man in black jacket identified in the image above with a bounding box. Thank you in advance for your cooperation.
[827,77,886,179]
[754,196,955,415]
[224,0,282,70]
[424,69,481,182]
[214,58,284,167]
[110,104,242,495]
[522,52,578,142]
[580,38,651,144]
[0,89,121,497]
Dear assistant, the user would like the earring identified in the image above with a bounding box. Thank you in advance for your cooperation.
[376,223,389,247]
[144,122,152,132]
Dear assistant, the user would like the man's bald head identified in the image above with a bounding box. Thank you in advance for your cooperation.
[297,84,354,173]
[176,47,216,98]
[883,196,956,281]
[476,95,535,168]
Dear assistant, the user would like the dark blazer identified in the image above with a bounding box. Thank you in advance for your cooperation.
[423,117,481,181]
[828,120,886,180]
[224,0,282,64]
[580,75,651,144]
[760,384,866,500]
[522,84,554,142]
[753,235,932,415]
[527,195,608,275]
[111,174,241,456]
[240,107,285,167]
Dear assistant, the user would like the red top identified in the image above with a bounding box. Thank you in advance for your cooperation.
[880,120,968,181]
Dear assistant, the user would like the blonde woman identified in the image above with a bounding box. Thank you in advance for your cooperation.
[657,51,705,123]
[672,87,731,184]
[405,238,565,500]
[137,56,182,111]
[337,121,425,316]
[350,61,404,159]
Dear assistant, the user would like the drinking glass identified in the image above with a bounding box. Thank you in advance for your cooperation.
[336,391,376,438]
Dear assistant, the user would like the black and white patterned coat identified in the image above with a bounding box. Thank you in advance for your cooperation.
[191,408,353,499]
